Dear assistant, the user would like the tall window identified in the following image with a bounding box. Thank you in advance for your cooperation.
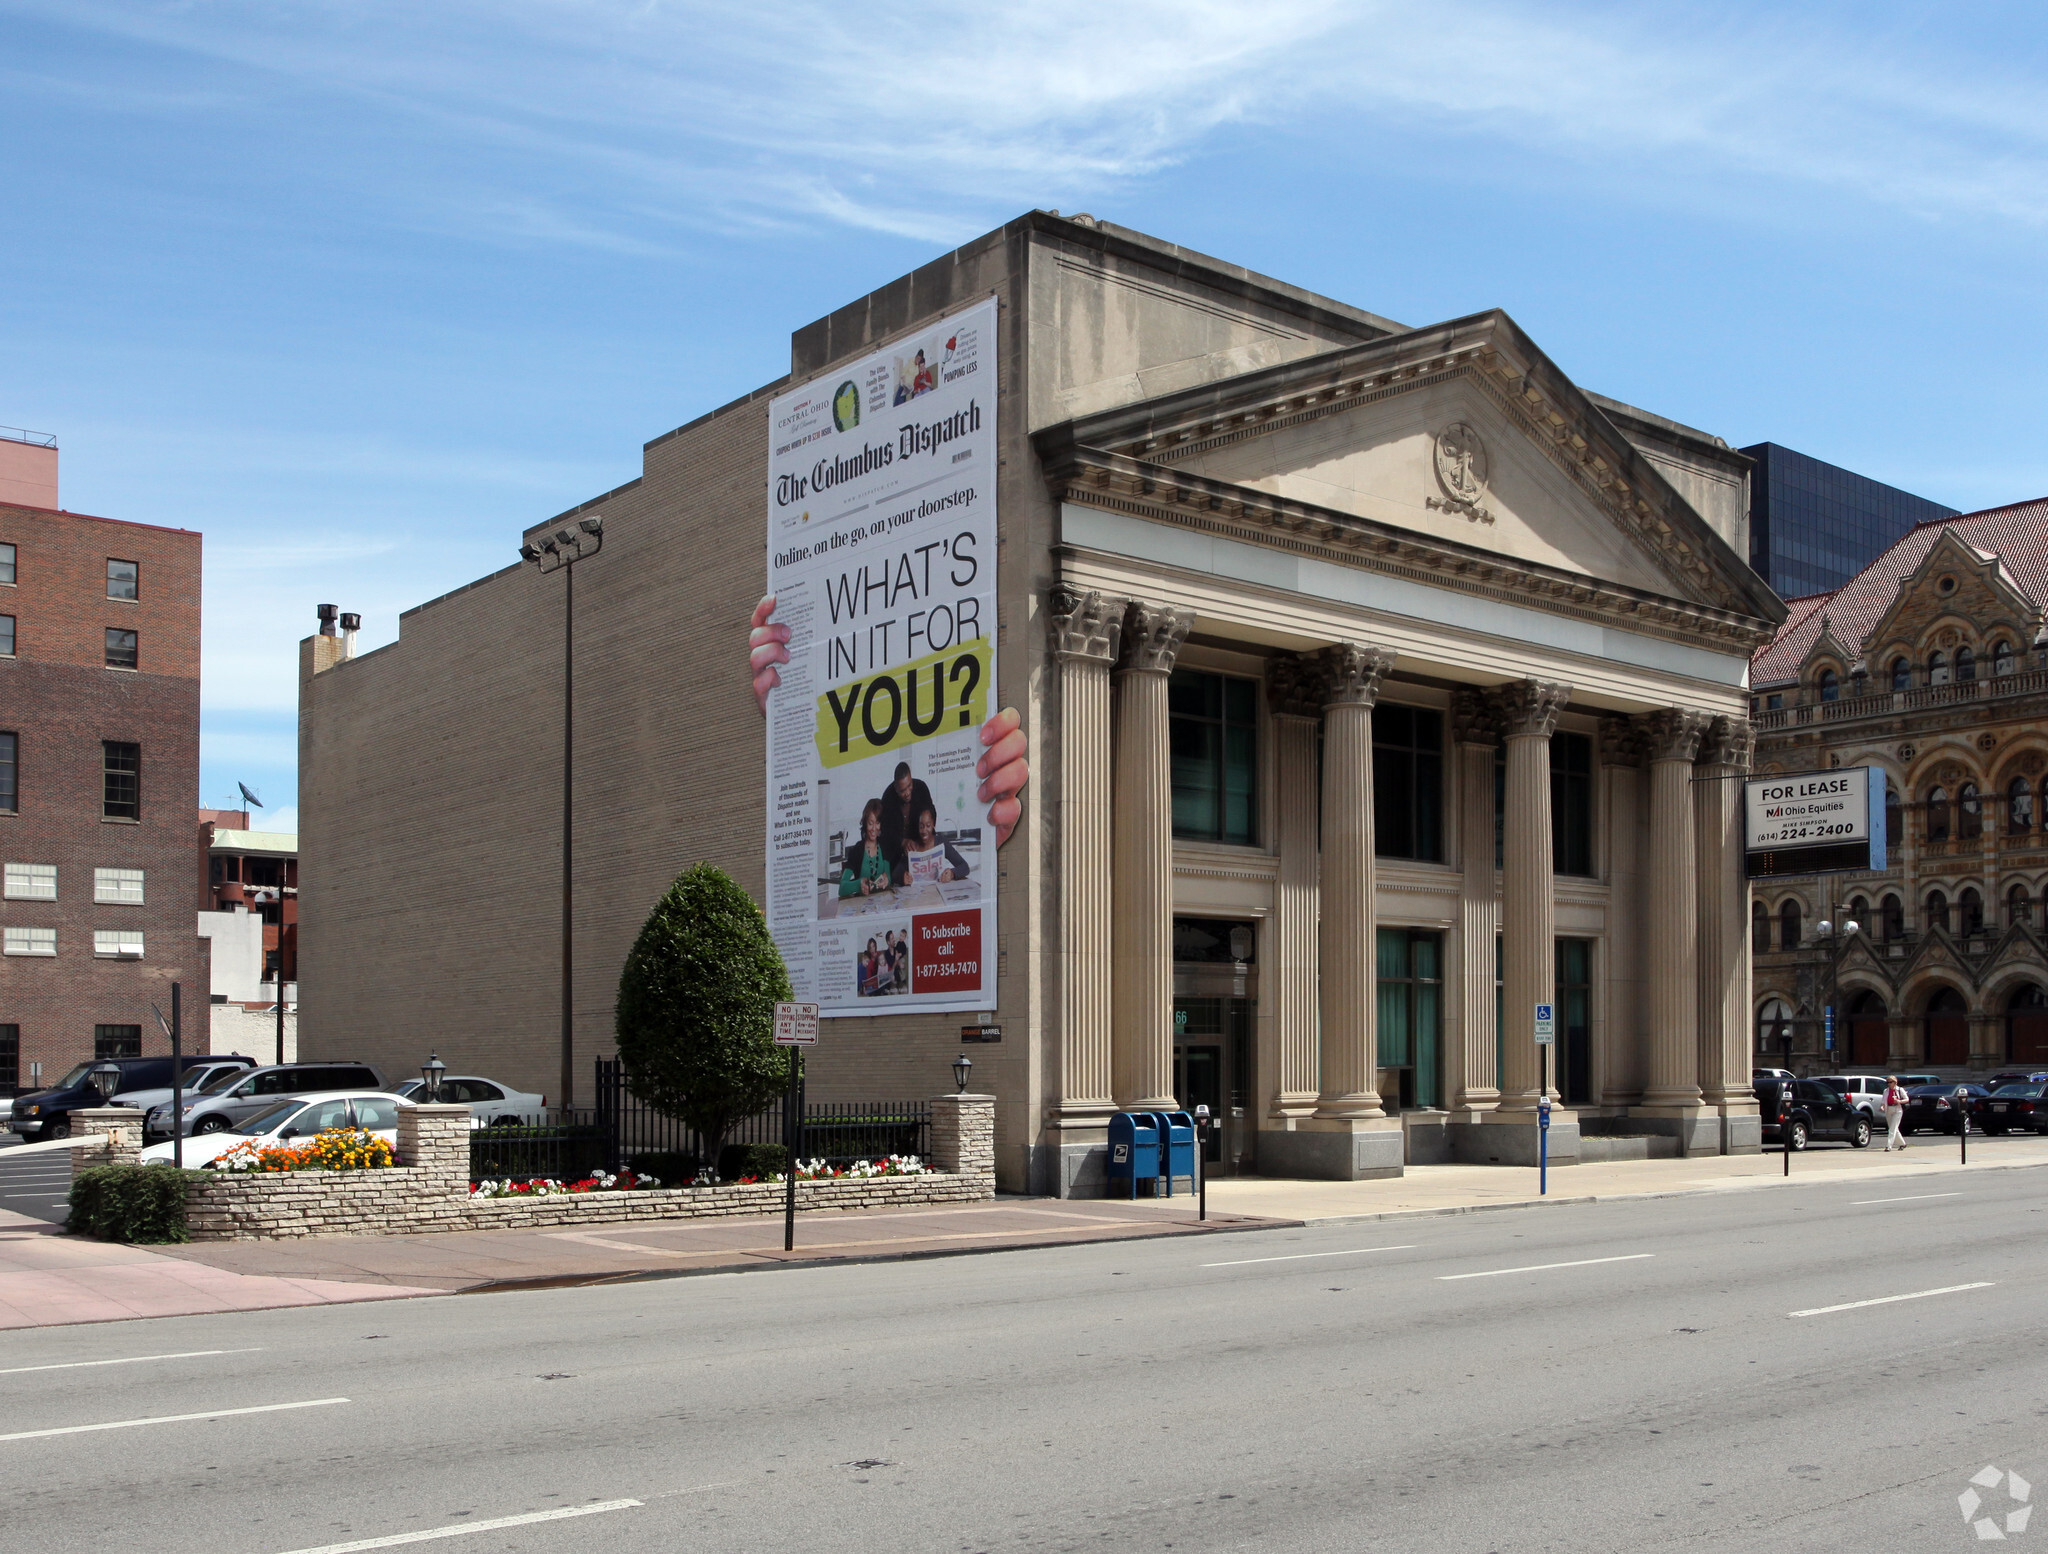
[1890,657,1910,691]
[1995,640,2016,676]
[1925,786,1950,842]
[1556,937,1593,1106]
[1886,785,1903,847]
[93,1024,141,1060]
[0,542,14,584]
[102,740,140,820]
[1751,900,1770,953]
[1960,783,1983,840]
[1882,893,1904,941]
[1376,928,1442,1110]
[106,559,138,600]
[1960,888,1984,934]
[2011,777,2034,834]
[0,615,12,656]
[1779,899,1802,949]
[1551,732,1594,876]
[0,1025,16,1093]
[2010,885,2032,927]
[0,731,14,813]
[1373,704,1443,862]
[104,628,137,670]
[1818,668,1839,702]
[1927,890,1950,932]
[1168,671,1257,846]
[1958,646,1977,681]
[1929,651,1950,686]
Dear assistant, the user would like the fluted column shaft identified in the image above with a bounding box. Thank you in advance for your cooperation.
[1050,588,1124,1119]
[1452,689,1500,1110]
[1500,680,1570,1111]
[1268,656,1324,1119]
[1111,603,1190,1111]
[1695,716,1754,1107]
[1645,708,1709,1106]
[1316,645,1394,1119]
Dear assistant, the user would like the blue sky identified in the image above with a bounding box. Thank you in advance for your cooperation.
[6,1,2047,828]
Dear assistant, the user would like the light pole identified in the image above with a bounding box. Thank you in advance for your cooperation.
[521,515,603,1113]
[1814,909,1860,1073]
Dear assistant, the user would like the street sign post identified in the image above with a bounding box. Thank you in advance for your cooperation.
[1533,1004,1555,1045]
[773,1002,818,1250]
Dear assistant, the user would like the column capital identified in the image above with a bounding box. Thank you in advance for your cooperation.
[1048,586,1126,664]
[1500,678,1572,738]
[1598,714,1645,768]
[1644,706,1712,763]
[1117,601,1192,676]
[1697,714,1754,771]
[1316,643,1394,709]
[1266,652,1324,720]
[1450,687,1502,746]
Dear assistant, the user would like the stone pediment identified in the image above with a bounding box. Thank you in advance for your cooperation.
[1863,528,2039,662]
[1034,309,1783,647]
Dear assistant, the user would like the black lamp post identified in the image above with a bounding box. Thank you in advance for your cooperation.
[421,1053,446,1105]
[953,1053,972,1093]
[1816,910,1860,1070]
[521,514,603,1113]
[89,1061,123,1101]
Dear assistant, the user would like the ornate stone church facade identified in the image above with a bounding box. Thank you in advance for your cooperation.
[1749,499,2048,1076]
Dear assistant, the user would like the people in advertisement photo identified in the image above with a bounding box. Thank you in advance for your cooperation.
[758,298,1021,1017]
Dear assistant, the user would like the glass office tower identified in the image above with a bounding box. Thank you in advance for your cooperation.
[1744,442,1956,600]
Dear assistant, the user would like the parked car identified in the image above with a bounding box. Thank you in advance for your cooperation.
[10,1055,239,1141]
[1901,1083,1989,1135]
[388,1075,546,1127]
[1814,1075,1890,1121]
[1971,1083,2048,1135]
[147,1061,385,1138]
[137,1091,410,1169]
[1985,1072,2048,1091]
[1756,1078,1873,1150]
[117,1057,260,1139]
[1753,1067,1795,1084]
[1894,1074,1943,1089]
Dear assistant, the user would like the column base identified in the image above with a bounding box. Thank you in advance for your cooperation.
[1625,1105,1723,1158]
[1714,1100,1762,1156]
[1034,1111,1113,1197]
[1448,1110,1580,1168]
[1258,1117,1404,1180]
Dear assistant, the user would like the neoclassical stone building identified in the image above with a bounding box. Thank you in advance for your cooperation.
[298,213,1784,1191]
[1750,498,2048,1076]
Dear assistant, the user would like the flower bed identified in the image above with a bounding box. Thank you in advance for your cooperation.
[212,1127,395,1174]
[470,1169,661,1199]
[776,1155,931,1182]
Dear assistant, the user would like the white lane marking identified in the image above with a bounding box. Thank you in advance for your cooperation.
[1203,1245,1417,1268]
[1850,1192,1962,1206]
[1790,1282,1995,1318]
[271,1499,642,1552]
[1439,1253,1655,1281]
[0,1349,263,1377]
[0,1397,347,1442]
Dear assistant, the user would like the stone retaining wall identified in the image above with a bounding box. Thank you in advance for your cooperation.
[178,1095,997,1241]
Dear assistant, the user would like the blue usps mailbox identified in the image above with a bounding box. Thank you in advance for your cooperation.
[1159,1110,1196,1197]
[1107,1111,1162,1198]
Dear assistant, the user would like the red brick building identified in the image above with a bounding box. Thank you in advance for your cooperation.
[0,435,207,1092]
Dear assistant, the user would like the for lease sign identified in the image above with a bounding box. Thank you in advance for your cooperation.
[1744,768,1873,851]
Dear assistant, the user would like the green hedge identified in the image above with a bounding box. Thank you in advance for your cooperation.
[717,1143,788,1181]
[69,1163,198,1244]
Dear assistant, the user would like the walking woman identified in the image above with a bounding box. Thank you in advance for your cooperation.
[1883,1075,1909,1151]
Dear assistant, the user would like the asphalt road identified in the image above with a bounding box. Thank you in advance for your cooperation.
[0,1139,75,1223]
[3,1167,2044,1553]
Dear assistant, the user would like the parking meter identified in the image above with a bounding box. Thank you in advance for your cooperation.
[1537,1094,1552,1195]
[1194,1104,1211,1221]
[1956,1084,1971,1164]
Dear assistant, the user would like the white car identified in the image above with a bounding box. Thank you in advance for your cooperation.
[137,1091,411,1169]
[390,1076,546,1127]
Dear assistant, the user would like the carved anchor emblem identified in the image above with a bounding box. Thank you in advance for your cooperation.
[1428,422,1495,524]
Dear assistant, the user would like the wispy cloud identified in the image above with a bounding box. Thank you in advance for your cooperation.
[33,1,2048,248]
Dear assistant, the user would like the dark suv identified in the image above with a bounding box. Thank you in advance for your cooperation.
[1756,1078,1873,1150]
[10,1055,253,1141]
[151,1062,386,1137]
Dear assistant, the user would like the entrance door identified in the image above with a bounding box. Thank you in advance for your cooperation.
[1926,988,1969,1066]
[1849,991,1889,1066]
[1172,1045,1224,1162]
[1556,939,1592,1106]
[2009,985,2048,1065]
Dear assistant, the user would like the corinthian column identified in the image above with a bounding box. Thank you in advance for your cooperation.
[1643,707,1711,1107]
[1696,716,1757,1144]
[1111,600,1191,1111]
[1049,587,1125,1133]
[1451,688,1502,1112]
[1316,643,1395,1119]
[1266,654,1324,1126]
[1499,680,1571,1112]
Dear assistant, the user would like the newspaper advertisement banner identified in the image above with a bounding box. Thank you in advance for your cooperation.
[764,298,997,1017]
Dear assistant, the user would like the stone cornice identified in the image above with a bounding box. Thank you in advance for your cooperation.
[1033,309,1784,631]
[1041,444,1776,657]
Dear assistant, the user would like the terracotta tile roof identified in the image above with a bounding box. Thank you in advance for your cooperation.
[1751,496,2048,686]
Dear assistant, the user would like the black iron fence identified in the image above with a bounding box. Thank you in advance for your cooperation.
[463,1059,929,1183]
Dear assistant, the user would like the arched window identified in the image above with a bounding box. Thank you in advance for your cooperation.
[1779,899,1802,950]
[1929,651,1950,686]
[1958,646,1977,682]
[1881,893,1905,941]
[1886,785,1903,846]
[1818,668,1840,702]
[1757,997,1795,1061]
[2009,885,2032,927]
[2014,985,2048,1009]
[1926,787,1950,842]
[1751,900,1770,954]
[1961,887,1984,933]
[2012,777,2034,834]
[1994,640,2016,676]
[1891,656,1911,691]
[1928,890,1950,932]
[1847,896,1869,932]
[1960,783,1983,840]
